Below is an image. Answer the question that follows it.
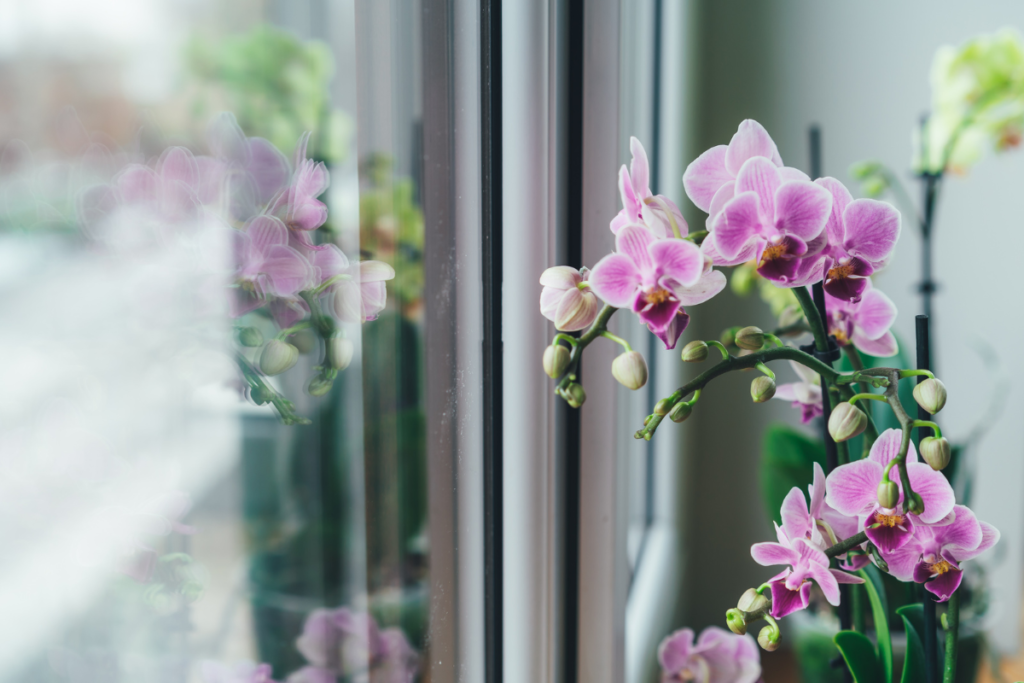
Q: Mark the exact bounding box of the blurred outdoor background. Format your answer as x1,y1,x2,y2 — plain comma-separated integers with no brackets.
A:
0,1,1023,682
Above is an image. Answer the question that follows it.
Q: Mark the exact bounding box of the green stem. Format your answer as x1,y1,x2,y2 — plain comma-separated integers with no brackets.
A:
763,333,784,348
555,304,618,391
793,286,829,352
848,393,889,405
553,333,579,348
825,530,868,559
235,353,311,426
943,588,960,683
754,362,775,380
912,420,942,439
600,330,632,353
277,320,313,340
770,320,811,338
683,230,709,245
900,369,936,380
707,340,730,360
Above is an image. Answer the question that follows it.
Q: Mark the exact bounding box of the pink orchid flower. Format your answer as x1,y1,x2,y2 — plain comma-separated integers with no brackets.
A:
705,156,833,285
539,266,600,332
589,226,724,348
207,113,291,220
231,216,316,317
825,429,956,554
294,607,419,683
883,504,1000,602
773,361,823,423
824,280,899,358
815,178,901,301
657,627,761,683
683,119,786,216
201,661,278,683
332,260,397,323
752,535,863,619
611,137,688,238
780,462,861,552
115,146,203,223
269,133,330,250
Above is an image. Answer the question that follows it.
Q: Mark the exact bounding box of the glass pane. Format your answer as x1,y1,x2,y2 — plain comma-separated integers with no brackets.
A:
0,3,430,682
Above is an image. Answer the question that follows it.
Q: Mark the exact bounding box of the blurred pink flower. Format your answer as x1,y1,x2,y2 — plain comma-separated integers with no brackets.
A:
657,626,761,683
773,361,823,423
611,137,688,238
231,216,315,317
824,280,899,358
269,133,330,249
292,607,419,683
201,661,278,683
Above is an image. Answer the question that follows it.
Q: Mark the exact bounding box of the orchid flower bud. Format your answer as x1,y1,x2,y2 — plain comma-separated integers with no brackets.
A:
735,326,765,351
260,340,299,376
751,376,776,403
757,623,781,652
328,336,355,371
737,588,769,615
611,351,648,390
828,402,868,442
669,401,692,423
725,609,747,636
308,375,334,397
681,340,709,362
653,398,673,416
237,327,263,347
289,328,318,355
543,345,571,379
720,327,740,347
908,491,925,516
877,480,899,509
563,383,586,408
249,386,271,405
920,436,951,471
913,378,947,414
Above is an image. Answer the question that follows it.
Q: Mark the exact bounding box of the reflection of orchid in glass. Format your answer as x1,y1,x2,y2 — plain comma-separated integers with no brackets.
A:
202,661,279,683
290,607,419,683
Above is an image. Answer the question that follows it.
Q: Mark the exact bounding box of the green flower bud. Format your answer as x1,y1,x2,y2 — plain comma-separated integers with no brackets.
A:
237,327,263,347
920,436,951,471
669,401,693,423
757,624,781,652
908,491,925,516
735,326,765,351
828,402,868,442
308,375,334,397
913,378,947,414
260,340,299,376
849,160,882,179
737,588,770,615
681,340,709,362
328,336,354,370
250,386,272,405
611,351,648,390
720,326,740,347
877,480,899,509
730,264,757,296
653,398,673,416
543,345,571,379
862,176,888,197
563,383,586,408
751,376,776,403
288,328,318,355
726,608,748,636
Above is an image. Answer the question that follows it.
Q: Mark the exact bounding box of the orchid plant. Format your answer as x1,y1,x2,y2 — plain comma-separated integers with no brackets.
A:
539,120,999,682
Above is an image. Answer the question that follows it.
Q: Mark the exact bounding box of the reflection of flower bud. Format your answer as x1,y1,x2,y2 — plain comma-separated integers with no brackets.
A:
681,340,708,362
543,345,571,378
757,624,780,652
920,436,951,471
828,402,868,442
328,336,354,370
751,376,776,403
913,378,947,414
654,398,673,416
669,401,692,423
260,340,299,375
737,588,769,615
720,327,740,347
563,383,586,408
308,375,334,397
237,327,263,347
735,326,765,351
611,351,648,390
877,480,899,509
289,328,317,355
250,386,272,405
726,608,747,636
778,306,804,331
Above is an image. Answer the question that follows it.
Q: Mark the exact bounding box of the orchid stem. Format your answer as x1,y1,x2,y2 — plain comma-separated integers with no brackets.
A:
600,331,633,353
277,321,313,340
943,588,960,683
763,333,784,348
824,531,868,559
848,393,888,405
553,333,579,348
754,362,775,380
912,420,942,439
900,369,936,380
707,340,731,360
555,305,618,392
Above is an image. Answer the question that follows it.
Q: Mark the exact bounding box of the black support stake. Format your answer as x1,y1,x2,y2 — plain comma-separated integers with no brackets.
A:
916,315,940,683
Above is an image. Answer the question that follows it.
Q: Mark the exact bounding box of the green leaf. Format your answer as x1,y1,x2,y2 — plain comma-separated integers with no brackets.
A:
897,604,928,683
858,565,893,683
896,603,942,681
834,630,884,683
760,423,827,524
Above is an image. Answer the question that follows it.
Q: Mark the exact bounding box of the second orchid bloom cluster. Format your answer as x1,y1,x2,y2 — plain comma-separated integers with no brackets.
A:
540,120,901,404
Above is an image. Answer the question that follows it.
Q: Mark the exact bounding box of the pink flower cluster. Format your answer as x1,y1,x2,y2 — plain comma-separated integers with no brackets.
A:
290,606,419,683
657,626,761,683
751,430,998,619
539,121,902,354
